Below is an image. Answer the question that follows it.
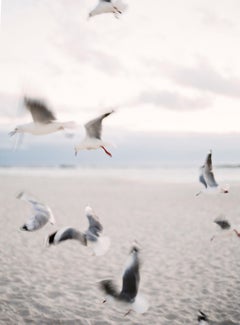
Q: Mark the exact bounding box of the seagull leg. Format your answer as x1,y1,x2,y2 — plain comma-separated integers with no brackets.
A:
233,229,240,237
124,310,132,317
100,146,112,157
113,6,122,14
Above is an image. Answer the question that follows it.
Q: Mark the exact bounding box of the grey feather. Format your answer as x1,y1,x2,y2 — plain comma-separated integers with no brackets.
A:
84,111,114,139
24,96,56,124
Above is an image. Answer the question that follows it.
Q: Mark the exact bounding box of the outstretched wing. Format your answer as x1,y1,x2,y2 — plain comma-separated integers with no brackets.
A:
84,111,114,139
47,227,87,246
203,151,218,188
214,217,231,230
99,279,119,298
85,206,103,238
24,96,56,123
17,191,55,224
199,166,207,188
120,246,140,302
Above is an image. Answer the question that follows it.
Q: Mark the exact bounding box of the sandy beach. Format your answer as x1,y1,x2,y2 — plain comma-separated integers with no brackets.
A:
1,169,240,325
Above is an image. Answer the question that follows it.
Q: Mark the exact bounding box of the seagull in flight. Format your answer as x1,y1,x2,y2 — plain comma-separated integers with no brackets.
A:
17,192,56,231
89,0,127,19
210,215,240,241
198,310,209,325
9,96,76,137
196,150,229,196
74,110,114,157
99,244,149,315
46,206,110,256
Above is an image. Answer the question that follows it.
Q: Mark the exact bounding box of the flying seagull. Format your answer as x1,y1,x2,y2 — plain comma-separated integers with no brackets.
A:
9,96,76,137
99,244,149,315
46,206,110,256
17,191,56,231
211,215,240,241
198,310,209,325
89,0,127,19
74,110,114,157
196,150,229,196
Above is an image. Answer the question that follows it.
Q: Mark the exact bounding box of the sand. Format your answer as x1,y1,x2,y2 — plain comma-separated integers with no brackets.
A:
0,169,240,325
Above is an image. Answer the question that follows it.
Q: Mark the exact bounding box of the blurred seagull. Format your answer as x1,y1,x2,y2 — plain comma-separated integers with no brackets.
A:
17,191,56,231
196,150,229,196
89,0,127,19
74,110,114,157
198,310,209,325
46,206,110,256
99,244,149,316
211,215,240,241
9,96,76,137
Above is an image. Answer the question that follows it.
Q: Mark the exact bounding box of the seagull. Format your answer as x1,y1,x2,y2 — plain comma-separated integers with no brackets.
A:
17,191,56,231
99,244,149,316
9,96,76,137
89,0,127,19
210,215,240,241
198,310,209,325
74,110,114,157
196,150,229,196
46,206,110,256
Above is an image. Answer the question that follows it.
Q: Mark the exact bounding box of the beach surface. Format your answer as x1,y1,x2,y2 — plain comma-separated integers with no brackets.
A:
1,168,240,325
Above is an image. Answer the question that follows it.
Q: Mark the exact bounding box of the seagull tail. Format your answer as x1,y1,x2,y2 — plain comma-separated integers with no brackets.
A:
92,236,111,256
132,294,149,314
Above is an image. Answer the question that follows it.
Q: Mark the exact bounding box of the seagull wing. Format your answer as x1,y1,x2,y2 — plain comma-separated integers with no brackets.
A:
120,247,140,302
85,207,103,237
17,192,56,224
203,151,218,187
99,280,119,298
24,96,56,124
48,227,87,245
84,111,114,139
214,217,231,230
199,166,207,188
21,213,49,231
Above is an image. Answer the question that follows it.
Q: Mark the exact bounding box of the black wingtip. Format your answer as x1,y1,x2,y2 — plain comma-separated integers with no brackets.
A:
20,224,29,231
99,280,119,298
198,310,209,321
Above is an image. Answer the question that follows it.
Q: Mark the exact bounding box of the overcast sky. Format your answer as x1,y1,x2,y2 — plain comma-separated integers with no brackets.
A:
1,1,240,165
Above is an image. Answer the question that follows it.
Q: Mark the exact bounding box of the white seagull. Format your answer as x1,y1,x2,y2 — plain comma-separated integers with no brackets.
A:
17,191,56,231
210,215,240,241
99,244,149,316
89,0,127,19
46,206,110,256
196,150,229,196
198,310,209,325
74,110,114,157
9,96,76,137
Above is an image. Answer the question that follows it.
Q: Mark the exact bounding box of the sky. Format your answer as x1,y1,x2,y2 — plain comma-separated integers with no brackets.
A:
1,0,240,166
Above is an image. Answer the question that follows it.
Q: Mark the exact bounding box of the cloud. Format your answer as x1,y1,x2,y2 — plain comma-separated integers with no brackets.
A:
132,89,212,111
160,59,240,99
